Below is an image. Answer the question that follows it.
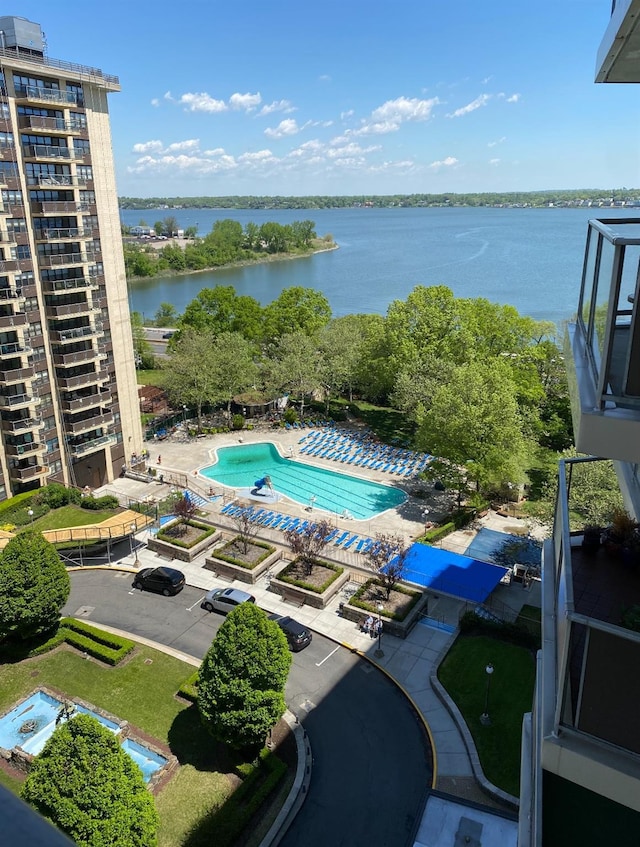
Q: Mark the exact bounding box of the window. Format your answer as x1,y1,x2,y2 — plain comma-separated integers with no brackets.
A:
15,271,34,286
43,415,56,432
49,459,62,474
69,112,87,129
45,436,59,453
0,132,14,148
23,297,39,312
2,190,23,205
6,219,27,233
74,139,90,155
65,83,84,107
76,165,93,182
11,245,31,260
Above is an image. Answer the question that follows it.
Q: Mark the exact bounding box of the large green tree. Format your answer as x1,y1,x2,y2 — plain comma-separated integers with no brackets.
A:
417,359,529,491
179,285,263,340
265,331,323,417
263,287,331,339
198,603,291,750
162,329,220,428
208,331,259,418
22,714,158,847
0,530,70,642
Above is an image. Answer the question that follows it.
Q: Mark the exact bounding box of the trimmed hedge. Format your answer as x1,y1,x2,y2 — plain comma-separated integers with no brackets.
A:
177,670,199,703
80,494,120,511
157,520,216,549
213,539,275,569
423,508,477,543
27,617,135,665
277,559,344,594
459,610,540,650
349,578,422,621
208,747,287,846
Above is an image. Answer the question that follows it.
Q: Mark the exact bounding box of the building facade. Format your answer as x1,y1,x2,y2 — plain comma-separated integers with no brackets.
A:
0,15,142,499
519,3,640,844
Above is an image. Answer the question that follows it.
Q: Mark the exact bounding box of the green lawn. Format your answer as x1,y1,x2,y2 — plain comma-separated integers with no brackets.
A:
30,504,118,531
0,645,238,847
137,368,168,387
437,634,535,797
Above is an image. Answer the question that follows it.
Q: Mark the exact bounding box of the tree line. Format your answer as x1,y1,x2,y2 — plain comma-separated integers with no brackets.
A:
137,283,573,499
119,188,640,211
123,217,329,278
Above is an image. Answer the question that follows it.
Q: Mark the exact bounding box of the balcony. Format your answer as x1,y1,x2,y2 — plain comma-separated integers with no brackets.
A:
43,277,98,294
0,365,34,384
56,368,109,390
5,440,42,457
36,227,94,242
28,174,89,189
64,410,113,435
540,457,640,812
0,287,22,300
0,341,30,358
565,218,640,464
68,433,115,458
23,145,73,161
1,416,43,434
61,388,110,413
18,115,88,136
37,252,87,269
8,463,48,481
0,393,40,410
53,348,104,367
0,311,27,328
14,85,80,106
30,201,93,215
49,323,103,343
46,301,96,319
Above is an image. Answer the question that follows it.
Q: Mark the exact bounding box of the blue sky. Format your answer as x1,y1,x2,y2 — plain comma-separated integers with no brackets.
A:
17,0,640,197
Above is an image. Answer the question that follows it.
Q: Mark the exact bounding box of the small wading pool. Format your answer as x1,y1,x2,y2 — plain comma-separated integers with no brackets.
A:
0,690,167,782
201,442,406,520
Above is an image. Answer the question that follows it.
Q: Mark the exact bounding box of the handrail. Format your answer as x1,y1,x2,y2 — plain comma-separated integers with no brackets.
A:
0,46,119,86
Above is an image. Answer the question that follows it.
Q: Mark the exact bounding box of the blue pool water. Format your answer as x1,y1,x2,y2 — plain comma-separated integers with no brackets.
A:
200,442,406,520
0,691,166,781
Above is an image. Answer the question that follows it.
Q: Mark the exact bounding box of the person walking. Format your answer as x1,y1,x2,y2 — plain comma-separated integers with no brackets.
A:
363,615,373,635
374,618,383,639
157,455,162,465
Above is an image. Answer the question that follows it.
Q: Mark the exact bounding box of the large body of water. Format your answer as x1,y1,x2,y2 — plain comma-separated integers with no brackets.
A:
121,206,640,327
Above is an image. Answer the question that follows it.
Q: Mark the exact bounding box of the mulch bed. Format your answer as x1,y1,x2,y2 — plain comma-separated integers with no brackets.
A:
357,582,419,620
162,523,208,545
219,540,267,567
279,560,336,591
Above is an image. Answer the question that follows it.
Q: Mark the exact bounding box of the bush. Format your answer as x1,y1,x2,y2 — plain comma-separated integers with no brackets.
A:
177,670,199,702
80,494,120,510
424,521,456,543
35,484,81,509
157,521,216,549
283,407,298,424
458,610,540,650
213,539,275,569
349,578,422,621
231,414,245,431
277,559,344,593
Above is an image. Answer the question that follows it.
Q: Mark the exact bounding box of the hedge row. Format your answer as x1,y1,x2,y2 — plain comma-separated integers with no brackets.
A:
209,748,287,846
459,610,541,650
423,508,477,544
212,540,275,569
277,559,344,594
29,617,135,665
177,670,199,703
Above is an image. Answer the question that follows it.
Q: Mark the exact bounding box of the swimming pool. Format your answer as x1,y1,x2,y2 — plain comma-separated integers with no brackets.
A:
200,442,406,520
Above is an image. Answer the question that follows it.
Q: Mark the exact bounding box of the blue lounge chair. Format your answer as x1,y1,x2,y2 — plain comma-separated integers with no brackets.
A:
343,534,359,550
355,537,367,553
221,502,236,515
360,538,373,554
334,530,349,546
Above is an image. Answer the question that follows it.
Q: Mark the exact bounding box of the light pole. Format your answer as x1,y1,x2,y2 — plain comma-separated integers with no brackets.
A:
28,508,34,523
375,603,384,658
480,663,494,726
130,522,139,567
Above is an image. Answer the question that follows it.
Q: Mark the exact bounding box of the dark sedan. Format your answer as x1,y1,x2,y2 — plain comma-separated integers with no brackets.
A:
269,613,313,651
132,566,185,596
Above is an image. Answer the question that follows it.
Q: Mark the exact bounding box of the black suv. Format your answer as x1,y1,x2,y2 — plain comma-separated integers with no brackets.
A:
269,614,313,652
132,567,185,596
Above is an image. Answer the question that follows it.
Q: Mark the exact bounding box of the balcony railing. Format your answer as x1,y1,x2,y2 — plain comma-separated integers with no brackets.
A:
0,393,39,409
0,287,22,300
8,463,48,481
65,411,113,435
18,115,88,135
0,45,118,87
46,301,96,319
1,416,43,433
43,277,98,293
5,440,42,457
30,201,92,215
23,144,73,160
56,368,108,390
14,85,80,105
53,349,104,367
37,228,92,241
68,433,115,457
37,252,89,268
0,312,27,328
49,323,103,343
0,341,30,358
28,174,89,188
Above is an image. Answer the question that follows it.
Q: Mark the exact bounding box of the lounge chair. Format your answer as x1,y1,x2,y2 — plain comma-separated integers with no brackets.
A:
343,534,359,550
355,537,368,553
334,530,349,546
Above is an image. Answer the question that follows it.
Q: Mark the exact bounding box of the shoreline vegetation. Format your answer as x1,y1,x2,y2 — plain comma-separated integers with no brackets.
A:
123,217,336,282
118,188,640,211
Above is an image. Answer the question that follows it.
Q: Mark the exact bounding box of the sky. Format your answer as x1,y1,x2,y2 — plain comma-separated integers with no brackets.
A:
14,0,640,197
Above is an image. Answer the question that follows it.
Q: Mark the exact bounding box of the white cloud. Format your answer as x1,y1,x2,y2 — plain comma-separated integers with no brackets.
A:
179,92,228,113
340,109,354,120
165,139,199,152
340,96,440,138
489,158,500,165
264,118,302,138
238,149,275,162
488,136,507,147
446,94,491,118
132,140,163,154
229,92,262,111
429,156,459,170
327,142,380,159
319,74,331,82
203,147,226,156
151,98,160,107
506,93,520,103
259,99,295,116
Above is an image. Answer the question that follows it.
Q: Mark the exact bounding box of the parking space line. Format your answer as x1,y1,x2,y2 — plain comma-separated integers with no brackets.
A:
315,645,340,667
186,596,206,612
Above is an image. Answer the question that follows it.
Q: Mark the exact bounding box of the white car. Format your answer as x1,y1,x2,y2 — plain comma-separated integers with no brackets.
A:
201,587,256,614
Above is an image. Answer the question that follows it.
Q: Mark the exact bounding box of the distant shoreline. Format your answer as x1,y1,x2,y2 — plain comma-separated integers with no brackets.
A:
127,241,339,285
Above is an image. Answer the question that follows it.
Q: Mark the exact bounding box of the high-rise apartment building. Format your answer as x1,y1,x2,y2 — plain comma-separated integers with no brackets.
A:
0,15,141,500
519,3,640,844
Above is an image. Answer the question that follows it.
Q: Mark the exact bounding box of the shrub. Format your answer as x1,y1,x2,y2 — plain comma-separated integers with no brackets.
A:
177,670,199,702
458,610,540,650
277,559,344,593
283,407,298,424
231,413,245,431
157,521,216,549
80,494,120,510
213,539,275,569
349,578,422,621
424,522,456,543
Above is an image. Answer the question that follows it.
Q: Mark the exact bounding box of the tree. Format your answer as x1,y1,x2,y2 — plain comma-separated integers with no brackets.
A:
130,311,154,369
154,302,179,326
198,603,291,750
162,329,220,429
232,507,261,554
284,520,334,576
263,287,331,339
21,714,158,847
363,533,410,600
318,316,369,407
163,215,179,236
265,331,323,418
416,359,529,492
173,494,197,535
209,332,259,419
179,285,263,340
0,530,70,642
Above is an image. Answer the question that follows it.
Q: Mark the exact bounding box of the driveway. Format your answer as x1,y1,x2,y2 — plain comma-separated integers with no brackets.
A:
64,570,432,846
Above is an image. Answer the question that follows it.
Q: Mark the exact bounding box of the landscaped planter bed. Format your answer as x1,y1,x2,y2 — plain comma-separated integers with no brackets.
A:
269,558,348,609
341,578,427,639
147,520,221,562
204,538,281,584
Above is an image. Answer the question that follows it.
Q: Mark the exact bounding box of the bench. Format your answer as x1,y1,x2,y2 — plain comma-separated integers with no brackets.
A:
279,587,305,607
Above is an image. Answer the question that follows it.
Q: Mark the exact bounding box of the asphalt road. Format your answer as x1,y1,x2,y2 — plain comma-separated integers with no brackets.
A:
64,571,432,847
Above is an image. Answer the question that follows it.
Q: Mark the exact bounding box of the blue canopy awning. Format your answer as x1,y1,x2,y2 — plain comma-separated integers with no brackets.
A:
402,542,508,604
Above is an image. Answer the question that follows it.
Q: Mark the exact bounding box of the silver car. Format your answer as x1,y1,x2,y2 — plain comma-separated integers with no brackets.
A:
201,587,256,614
